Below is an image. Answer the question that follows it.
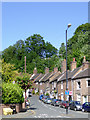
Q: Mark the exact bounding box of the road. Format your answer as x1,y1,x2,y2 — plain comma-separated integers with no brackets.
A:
2,95,90,119
29,95,89,118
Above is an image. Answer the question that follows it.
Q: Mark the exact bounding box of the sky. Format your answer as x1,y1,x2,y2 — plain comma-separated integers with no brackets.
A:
2,2,88,51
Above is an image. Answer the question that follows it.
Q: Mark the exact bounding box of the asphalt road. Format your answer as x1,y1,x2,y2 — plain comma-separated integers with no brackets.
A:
29,95,89,118
2,95,90,119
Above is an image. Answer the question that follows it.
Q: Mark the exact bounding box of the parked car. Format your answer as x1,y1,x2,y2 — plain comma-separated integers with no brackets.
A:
59,101,69,108
45,98,52,104
42,95,49,102
51,99,57,105
69,101,82,111
39,94,44,100
82,102,90,112
51,99,61,106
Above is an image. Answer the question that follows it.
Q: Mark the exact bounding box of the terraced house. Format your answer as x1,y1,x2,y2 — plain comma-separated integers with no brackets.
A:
31,56,90,104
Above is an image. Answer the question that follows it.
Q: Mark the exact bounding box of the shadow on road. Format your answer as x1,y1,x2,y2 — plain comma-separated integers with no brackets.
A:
29,107,37,110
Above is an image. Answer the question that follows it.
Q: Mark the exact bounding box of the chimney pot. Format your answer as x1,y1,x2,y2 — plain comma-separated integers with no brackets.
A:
45,67,49,74
33,67,37,74
71,58,77,71
54,67,58,73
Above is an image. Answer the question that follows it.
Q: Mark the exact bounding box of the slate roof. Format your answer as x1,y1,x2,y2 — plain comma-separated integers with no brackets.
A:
31,73,40,80
72,68,90,79
34,74,44,82
68,67,81,79
41,72,54,82
49,71,61,83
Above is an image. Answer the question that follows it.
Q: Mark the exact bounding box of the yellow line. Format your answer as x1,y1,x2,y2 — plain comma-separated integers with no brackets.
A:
30,110,36,115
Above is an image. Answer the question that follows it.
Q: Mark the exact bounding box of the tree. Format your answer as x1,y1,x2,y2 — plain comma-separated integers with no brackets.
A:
1,59,19,83
2,82,24,104
16,73,32,99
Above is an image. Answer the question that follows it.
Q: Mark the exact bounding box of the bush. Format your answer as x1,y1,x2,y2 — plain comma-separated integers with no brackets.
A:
36,92,39,95
46,93,49,96
2,82,24,104
32,89,35,95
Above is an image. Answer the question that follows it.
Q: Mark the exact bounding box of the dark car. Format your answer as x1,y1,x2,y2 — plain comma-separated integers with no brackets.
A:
51,99,61,106
39,94,44,100
59,101,69,108
69,101,82,111
82,102,90,112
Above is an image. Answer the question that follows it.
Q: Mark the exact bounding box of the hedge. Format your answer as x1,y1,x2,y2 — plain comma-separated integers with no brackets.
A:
2,82,24,104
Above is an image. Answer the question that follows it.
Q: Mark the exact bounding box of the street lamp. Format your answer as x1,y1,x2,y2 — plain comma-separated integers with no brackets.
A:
66,23,71,114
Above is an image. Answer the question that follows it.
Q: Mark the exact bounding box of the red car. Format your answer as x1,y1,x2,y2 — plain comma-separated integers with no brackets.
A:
59,101,69,108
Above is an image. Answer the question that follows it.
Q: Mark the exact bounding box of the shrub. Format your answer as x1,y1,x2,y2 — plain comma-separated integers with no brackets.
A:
2,82,24,104
36,92,39,95
32,89,35,94
46,93,49,96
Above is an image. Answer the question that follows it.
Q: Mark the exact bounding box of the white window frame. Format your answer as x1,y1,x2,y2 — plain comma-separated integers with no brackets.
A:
40,82,42,85
36,82,38,85
61,81,63,89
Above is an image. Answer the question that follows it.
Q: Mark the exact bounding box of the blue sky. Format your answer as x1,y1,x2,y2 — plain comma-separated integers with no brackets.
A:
2,2,88,51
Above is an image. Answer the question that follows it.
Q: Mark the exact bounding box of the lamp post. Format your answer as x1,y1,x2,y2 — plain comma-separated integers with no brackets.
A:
66,23,71,114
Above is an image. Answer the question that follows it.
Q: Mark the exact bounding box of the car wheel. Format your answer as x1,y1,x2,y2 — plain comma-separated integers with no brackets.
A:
82,108,85,112
74,108,77,111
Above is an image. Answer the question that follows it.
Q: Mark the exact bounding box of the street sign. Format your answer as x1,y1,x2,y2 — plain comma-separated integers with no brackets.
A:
65,90,69,95
69,91,72,95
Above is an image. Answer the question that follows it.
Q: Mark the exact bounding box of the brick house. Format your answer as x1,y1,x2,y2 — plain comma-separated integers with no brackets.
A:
49,70,61,98
72,57,90,104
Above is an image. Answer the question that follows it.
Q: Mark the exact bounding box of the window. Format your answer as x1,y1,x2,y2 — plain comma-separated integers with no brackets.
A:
54,82,56,88
77,94,81,101
86,80,90,87
40,82,42,85
61,93,63,100
77,81,81,89
36,82,38,85
61,81,63,89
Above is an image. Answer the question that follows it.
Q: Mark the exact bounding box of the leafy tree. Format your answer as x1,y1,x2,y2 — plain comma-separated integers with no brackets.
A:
1,59,19,83
16,73,32,99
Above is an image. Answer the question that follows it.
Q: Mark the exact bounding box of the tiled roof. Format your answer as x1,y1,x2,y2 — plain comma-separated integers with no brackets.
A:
49,71,61,83
41,72,54,82
72,68,90,79
34,74,44,82
31,73,40,80
68,67,81,79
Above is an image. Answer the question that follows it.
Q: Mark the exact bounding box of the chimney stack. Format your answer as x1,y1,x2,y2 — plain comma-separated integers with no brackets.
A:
45,67,49,74
33,67,37,74
61,59,66,73
54,67,58,73
70,58,77,71
82,56,90,70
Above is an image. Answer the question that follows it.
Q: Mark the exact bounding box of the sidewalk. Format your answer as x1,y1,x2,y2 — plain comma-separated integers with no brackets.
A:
1,108,34,118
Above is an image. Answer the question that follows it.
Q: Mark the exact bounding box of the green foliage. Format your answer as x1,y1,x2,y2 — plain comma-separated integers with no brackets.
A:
1,59,18,83
36,92,39,95
59,23,90,69
32,89,35,94
2,34,58,73
46,93,49,96
16,73,32,90
2,82,24,104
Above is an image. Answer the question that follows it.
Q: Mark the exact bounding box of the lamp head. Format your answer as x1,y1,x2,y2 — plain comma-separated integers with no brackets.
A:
68,24,71,28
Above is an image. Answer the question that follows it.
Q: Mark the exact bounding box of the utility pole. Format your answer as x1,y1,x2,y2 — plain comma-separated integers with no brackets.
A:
25,56,26,73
